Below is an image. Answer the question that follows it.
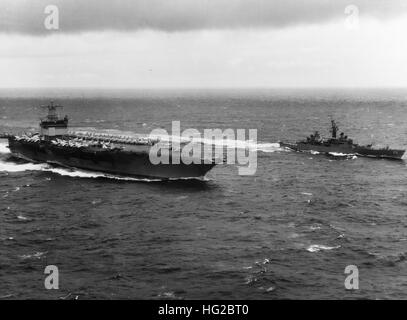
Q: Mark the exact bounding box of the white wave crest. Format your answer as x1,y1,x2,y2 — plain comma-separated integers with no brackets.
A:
19,251,47,260
328,152,354,157
306,244,341,253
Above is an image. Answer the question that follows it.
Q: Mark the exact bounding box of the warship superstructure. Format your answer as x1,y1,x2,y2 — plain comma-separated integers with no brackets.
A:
2,103,218,179
280,120,405,160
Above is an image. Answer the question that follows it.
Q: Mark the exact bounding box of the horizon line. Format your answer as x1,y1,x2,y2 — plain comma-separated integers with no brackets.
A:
1,86,407,90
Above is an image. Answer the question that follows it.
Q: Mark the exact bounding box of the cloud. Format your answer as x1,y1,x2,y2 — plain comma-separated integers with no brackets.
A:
1,0,406,35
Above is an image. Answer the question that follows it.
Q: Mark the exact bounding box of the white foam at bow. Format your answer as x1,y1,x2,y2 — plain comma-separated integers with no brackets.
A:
0,142,10,154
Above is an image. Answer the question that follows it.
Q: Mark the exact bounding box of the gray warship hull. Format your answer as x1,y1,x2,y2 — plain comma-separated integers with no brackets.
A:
7,137,217,179
280,142,405,160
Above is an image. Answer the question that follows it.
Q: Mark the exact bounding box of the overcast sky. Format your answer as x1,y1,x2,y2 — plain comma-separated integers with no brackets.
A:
1,0,407,88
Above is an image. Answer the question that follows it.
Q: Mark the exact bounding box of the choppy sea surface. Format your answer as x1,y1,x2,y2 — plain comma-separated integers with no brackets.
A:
1,88,407,300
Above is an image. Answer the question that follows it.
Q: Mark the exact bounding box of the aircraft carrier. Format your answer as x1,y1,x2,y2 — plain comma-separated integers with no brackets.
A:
1,103,219,179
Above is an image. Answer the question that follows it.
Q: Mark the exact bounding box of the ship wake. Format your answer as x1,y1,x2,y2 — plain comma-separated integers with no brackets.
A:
152,134,284,153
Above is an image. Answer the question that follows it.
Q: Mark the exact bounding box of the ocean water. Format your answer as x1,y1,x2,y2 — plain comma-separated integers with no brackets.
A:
1,88,407,299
